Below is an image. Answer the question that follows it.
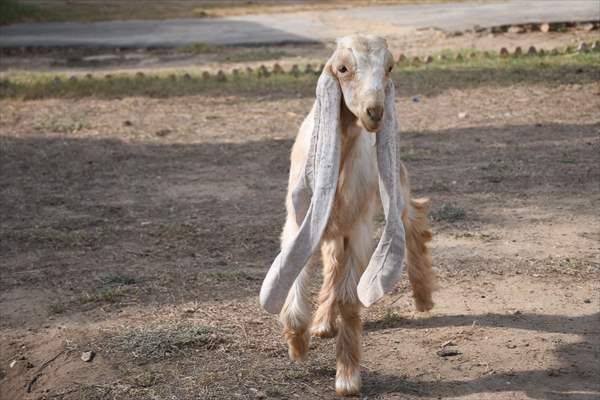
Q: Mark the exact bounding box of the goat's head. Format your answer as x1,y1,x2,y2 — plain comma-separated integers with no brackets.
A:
327,35,394,132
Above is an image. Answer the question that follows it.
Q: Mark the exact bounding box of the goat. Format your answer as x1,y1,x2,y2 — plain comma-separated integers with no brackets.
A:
260,34,436,396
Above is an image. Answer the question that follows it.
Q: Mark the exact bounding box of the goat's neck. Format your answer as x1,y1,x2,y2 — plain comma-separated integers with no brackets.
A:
339,101,362,170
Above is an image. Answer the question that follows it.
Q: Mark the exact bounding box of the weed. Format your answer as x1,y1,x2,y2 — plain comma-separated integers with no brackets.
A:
48,302,65,315
177,43,220,54
432,203,466,222
380,308,403,327
203,270,259,282
100,274,137,286
113,322,221,360
4,227,96,248
79,287,131,304
429,180,450,192
132,370,159,388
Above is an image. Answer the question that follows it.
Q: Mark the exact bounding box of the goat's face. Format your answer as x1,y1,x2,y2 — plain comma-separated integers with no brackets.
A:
329,35,394,133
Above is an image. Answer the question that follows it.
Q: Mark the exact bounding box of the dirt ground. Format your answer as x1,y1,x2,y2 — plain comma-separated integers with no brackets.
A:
1,33,600,400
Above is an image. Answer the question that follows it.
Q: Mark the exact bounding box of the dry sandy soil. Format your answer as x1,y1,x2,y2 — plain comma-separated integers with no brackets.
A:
1,41,600,400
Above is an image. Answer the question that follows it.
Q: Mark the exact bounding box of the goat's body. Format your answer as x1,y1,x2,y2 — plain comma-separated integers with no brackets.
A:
279,102,435,395
270,34,436,396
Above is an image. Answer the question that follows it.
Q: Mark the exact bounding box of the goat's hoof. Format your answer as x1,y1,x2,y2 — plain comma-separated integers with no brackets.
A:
284,329,309,362
335,367,361,397
311,322,338,338
414,297,434,312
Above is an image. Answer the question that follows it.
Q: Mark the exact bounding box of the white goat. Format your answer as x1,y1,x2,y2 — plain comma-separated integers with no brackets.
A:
260,34,435,396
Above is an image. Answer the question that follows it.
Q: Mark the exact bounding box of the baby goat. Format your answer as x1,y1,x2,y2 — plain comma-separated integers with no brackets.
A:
260,34,435,396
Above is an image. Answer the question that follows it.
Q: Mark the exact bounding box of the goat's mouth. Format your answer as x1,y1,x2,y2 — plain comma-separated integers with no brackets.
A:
360,117,382,133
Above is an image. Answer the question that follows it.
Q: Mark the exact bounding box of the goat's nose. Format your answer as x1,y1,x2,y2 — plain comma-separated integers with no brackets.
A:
366,105,384,122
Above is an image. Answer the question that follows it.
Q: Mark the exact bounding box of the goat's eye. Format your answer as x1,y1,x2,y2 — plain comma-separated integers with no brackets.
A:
338,65,348,74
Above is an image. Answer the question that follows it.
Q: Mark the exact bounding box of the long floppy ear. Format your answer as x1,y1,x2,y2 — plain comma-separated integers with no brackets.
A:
357,81,407,307
259,63,342,314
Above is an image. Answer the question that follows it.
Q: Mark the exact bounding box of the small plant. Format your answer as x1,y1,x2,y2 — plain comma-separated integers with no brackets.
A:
48,302,65,315
432,203,466,222
101,274,137,286
380,308,403,327
203,270,259,282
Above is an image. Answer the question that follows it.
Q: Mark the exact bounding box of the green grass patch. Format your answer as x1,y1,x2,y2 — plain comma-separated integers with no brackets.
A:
1,50,598,100
0,0,42,25
432,203,466,222
113,322,221,360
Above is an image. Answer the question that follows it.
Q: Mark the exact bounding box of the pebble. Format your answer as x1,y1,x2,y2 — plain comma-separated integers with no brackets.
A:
81,350,95,362
540,23,551,33
508,25,525,34
437,348,461,357
458,112,467,119
583,299,591,304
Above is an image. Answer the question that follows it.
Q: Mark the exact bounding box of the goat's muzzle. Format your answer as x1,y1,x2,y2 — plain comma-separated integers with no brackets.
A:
361,103,384,132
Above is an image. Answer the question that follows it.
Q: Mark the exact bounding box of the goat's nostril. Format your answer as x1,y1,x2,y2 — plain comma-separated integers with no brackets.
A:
366,105,383,122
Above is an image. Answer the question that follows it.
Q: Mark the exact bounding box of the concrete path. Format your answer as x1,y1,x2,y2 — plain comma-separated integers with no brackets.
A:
0,0,597,48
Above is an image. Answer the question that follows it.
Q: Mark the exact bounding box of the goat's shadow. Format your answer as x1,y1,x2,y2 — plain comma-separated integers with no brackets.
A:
357,311,600,399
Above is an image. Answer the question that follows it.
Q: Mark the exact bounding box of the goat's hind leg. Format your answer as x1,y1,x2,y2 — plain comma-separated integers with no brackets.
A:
279,219,314,362
311,237,343,338
399,163,436,312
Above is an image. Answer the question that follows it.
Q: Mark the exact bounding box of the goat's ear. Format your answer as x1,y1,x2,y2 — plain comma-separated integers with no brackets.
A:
260,60,342,314
357,80,407,308
291,61,341,224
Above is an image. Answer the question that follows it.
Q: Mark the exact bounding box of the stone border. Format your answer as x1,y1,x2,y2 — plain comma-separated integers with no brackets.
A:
41,41,599,83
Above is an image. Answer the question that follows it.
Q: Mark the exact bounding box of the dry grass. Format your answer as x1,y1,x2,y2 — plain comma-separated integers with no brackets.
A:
112,322,222,360
432,203,466,222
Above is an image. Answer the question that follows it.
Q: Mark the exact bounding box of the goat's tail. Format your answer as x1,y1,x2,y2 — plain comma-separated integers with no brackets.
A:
404,198,436,312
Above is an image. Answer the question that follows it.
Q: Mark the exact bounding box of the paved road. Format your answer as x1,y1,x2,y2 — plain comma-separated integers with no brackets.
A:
0,0,598,48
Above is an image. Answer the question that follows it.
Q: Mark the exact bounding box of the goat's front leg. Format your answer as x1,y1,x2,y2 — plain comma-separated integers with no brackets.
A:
311,237,343,338
316,222,371,395
335,221,371,396
279,219,315,362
